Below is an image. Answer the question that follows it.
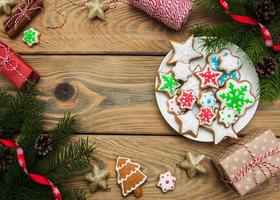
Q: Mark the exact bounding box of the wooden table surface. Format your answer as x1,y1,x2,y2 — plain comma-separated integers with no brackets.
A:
0,1,280,199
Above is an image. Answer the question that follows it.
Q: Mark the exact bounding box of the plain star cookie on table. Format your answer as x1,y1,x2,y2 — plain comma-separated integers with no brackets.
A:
157,171,176,193
167,35,202,65
85,0,109,22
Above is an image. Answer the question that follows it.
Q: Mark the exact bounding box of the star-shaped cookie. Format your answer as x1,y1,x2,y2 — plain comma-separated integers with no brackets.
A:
206,120,238,144
23,28,40,47
195,64,222,89
179,152,207,178
176,111,199,137
168,35,202,65
0,0,15,16
85,0,109,21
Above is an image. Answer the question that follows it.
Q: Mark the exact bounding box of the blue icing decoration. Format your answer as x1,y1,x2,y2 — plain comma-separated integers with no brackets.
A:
219,71,240,86
211,57,219,70
207,99,211,104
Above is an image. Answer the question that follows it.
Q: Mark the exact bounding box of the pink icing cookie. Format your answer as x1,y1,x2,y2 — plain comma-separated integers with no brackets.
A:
195,64,222,89
157,171,176,193
196,107,216,126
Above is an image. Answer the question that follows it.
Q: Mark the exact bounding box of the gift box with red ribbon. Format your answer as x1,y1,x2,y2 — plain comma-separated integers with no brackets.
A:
0,41,40,88
213,130,280,196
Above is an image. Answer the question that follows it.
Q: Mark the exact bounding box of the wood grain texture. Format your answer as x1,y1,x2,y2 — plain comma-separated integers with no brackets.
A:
0,2,223,54
68,135,280,200
0,55,279,135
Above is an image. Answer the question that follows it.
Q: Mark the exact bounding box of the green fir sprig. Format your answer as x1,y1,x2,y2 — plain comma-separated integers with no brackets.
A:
0,84,96,200
191,0,280,102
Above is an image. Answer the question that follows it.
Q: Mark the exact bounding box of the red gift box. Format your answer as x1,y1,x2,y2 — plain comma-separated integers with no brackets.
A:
0,41,40,88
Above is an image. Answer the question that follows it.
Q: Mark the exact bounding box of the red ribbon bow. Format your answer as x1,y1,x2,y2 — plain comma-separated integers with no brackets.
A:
4,0,43,30
219,0,280,52
227,145,280,189
0,139,62,200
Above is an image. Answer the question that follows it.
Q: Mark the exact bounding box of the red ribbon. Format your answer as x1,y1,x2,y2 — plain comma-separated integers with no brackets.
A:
0,139,62,200
220,0,280,52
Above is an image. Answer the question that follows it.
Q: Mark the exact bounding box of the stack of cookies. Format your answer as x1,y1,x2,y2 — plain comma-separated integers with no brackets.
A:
156,35,256,144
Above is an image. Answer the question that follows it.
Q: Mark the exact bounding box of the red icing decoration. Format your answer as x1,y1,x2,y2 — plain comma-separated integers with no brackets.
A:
197,107,215,126
177,90,196,109
196,64,222,88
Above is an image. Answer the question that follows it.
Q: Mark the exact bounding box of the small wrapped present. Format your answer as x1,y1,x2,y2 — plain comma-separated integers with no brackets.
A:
0,41,40,88
213,130,280,196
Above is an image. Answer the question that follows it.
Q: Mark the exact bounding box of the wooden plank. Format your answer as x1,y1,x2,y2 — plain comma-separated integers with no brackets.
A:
67,135,280,200
0,2,223,54
1,55,280,135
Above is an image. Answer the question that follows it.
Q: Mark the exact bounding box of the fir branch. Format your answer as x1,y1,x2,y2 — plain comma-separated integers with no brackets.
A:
0,84,39,138
61,186,87,200
36,138,96,184
259,58,280,103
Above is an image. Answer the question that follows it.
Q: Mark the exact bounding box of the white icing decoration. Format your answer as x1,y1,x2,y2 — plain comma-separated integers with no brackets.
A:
218,107,238,127
181,66,201,98
171,62,192,81
177,111,199,136
157,171,176,193
168,35,202,64
205,120,238,144
167,95,183,115
218,49,242,73
199,90,218,109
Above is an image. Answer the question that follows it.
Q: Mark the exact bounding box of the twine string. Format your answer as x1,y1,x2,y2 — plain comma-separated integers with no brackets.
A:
224,144,280,190
4,0,43,30
0,44,30,84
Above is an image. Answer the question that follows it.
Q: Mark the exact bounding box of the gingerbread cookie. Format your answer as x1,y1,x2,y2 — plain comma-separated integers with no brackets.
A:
207,120,238,144
157,171,176,193
198,90,218,110
196,107,216,126
167,35,202,65
181,65,201,98
171,62,192,82
168,95,183,115
208,50,241,86
217,49,242,73
177,89,196,110
195,64,222,89
218,107,238,128
176,111,199,137
23,28,40,47
216,79,255,117
115,157,147,198
156,71,181,97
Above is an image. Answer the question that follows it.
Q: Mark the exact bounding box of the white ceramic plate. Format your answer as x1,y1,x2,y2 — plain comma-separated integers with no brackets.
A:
155,37,259,142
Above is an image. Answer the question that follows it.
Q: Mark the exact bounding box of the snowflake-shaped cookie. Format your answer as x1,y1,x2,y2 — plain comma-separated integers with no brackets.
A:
196,107,216,126
195,64,222,89
23,28,40,47
198,90,218,109
218,107,238,127
157,171,176,193
168,35,202,65
157,72,181,97
208,55,241,86
216,79,255,116
177,89,196,110
168,95,183,115
171,62,192,82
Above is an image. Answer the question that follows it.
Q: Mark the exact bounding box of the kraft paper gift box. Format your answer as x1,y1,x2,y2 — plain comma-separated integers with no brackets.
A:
212,130,280,196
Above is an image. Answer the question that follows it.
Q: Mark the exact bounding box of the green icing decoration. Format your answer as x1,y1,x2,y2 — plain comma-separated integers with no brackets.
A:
23,28,38,46
218,82,254,115
158,73,180,96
